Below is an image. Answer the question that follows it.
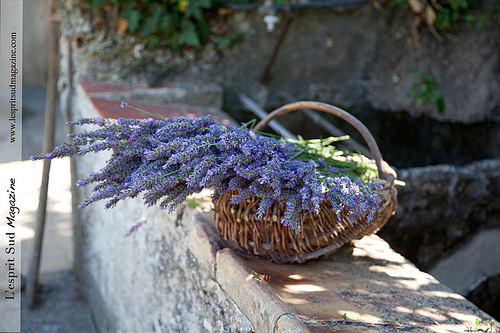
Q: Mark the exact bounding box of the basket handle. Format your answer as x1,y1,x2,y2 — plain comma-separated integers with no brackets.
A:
253,101,396,183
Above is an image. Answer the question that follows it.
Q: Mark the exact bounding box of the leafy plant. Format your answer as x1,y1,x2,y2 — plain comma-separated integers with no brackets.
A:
407,71,445,113
466,2,500,28
85,0,214,49
215,32,243,51
397,0,499,33
466,318,497,332
434,0,477,29
476,318,483,331
486,320,496,332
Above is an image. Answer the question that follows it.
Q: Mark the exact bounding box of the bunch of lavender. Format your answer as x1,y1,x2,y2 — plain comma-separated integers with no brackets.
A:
32,113,381,233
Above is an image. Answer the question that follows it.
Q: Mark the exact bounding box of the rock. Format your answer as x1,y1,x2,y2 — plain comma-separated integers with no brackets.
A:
378,159,500,270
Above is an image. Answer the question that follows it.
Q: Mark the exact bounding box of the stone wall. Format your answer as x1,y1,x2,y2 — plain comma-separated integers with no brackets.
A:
54,0,500,169
72,198,254,332
69,90,254,332
378,160,500,319
380,159,500,271
55,0,499,124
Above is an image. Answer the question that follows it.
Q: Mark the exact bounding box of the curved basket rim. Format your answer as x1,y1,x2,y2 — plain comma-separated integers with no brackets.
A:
253,101,397,183
214,101,398,263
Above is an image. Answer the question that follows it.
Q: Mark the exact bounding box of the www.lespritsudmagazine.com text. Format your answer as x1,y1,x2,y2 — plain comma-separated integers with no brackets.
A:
8,31,19,144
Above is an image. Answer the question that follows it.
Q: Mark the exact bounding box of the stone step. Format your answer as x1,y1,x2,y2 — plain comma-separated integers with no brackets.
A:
77,79,236,126
80,79,224,110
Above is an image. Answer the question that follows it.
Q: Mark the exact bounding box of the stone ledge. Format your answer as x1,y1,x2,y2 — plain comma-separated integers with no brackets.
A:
379,158,500,271
76,79,234,125
189,210,494,332
70,78,497,333
80,79,224,109
216,248,310,333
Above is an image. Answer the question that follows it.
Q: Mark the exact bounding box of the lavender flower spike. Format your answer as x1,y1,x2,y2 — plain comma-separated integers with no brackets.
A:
125,218,146,237
31,114,381,233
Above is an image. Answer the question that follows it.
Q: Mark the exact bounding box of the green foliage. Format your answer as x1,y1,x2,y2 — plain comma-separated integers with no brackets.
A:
396,0,500,31
468,2,500,27
185,198,202,208
341,313,348,324
407,72,445,113
486,320,497,332
433,0,477,29
215,32,243,51
466,318,496,332
476,318,484,331
491,3,500,26
85,0,219,50
286,136,379,182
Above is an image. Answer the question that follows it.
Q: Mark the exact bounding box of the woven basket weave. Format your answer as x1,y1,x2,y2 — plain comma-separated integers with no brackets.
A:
213,102,397,263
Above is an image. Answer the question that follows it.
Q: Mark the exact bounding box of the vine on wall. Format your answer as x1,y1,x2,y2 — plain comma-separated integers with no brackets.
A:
83,0,499,50
84,0,241,50
396,0,500,32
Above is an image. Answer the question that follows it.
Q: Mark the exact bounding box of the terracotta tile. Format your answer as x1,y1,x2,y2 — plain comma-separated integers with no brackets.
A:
80,80,140,94
88,97,185,119
81,80,183,95
87,97,239,126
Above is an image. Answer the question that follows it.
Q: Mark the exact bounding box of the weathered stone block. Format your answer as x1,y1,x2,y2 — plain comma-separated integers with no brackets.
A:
379,159,500,270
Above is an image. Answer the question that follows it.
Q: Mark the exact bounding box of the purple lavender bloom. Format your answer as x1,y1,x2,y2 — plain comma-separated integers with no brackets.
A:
120,101,128,109
124,218,146,237
31,115,381,233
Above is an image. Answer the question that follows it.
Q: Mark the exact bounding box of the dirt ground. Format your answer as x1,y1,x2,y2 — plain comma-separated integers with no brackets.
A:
15,87,97,332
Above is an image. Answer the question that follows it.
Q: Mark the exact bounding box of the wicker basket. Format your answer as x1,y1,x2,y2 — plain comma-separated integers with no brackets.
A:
213,102,397,263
